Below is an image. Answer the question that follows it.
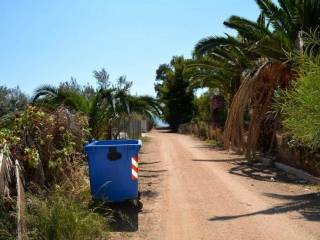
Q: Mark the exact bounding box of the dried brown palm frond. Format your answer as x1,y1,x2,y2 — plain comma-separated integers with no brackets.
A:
0,145,14,199
224,62,292,160
223,62,269,152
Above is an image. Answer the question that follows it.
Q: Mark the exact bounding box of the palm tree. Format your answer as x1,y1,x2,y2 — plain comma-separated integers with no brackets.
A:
33,70,161,139
225,0,320,158
127,95,162,121
189,34,259,104
191,0,320,159
155,56,195,131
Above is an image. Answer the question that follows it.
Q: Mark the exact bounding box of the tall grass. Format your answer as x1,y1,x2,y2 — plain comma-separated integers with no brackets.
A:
27,193,110,240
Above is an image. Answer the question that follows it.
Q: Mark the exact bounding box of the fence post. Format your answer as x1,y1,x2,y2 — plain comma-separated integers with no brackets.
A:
0,151,4,198
15,160,28,240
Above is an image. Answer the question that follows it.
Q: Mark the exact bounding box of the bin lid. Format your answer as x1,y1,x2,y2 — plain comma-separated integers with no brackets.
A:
84,139,142,149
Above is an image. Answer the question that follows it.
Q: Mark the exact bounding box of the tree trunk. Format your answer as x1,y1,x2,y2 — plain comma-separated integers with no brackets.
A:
106,125,112,140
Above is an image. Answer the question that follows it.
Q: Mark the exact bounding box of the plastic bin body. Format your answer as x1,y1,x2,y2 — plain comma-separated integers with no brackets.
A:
84,140,141,202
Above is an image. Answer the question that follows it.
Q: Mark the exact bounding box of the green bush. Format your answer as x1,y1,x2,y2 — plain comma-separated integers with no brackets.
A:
155,56,195,131
27,195,109,240
193,92,227,127
193,92,211,123
277,54,320,150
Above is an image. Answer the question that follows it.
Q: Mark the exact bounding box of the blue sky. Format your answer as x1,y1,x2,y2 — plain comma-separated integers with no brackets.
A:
0,1,259,96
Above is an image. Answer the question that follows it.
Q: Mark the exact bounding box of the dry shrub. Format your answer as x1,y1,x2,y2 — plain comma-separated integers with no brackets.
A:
1,106,111,239
209,126,223,142
0,106,90,193
178,122,224,145
224,62,292,160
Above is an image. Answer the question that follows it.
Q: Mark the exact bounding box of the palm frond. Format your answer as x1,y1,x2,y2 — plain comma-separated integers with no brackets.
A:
32,85,58,102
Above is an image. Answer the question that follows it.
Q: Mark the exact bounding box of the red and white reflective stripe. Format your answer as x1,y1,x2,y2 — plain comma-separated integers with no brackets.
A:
131,156,139,180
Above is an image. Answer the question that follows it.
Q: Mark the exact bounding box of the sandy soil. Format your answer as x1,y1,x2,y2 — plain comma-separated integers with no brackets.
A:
110,130,320,240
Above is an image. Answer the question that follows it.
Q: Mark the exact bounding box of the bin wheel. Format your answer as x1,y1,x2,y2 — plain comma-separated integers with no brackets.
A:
133,199,143,211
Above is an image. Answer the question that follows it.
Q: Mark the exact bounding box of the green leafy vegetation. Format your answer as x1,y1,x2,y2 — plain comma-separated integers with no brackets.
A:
193,91,226,127
278,53,320,150
193,92,211,123
155,56,194,131
2,0,320,237
0,68,160,238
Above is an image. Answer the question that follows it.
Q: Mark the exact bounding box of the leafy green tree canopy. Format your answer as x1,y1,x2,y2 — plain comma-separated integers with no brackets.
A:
155,56,194,131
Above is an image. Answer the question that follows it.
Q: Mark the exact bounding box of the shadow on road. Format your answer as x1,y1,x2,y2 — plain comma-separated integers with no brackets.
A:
139,161,161,166
139,174,160,178
192,144,225,151
102,163,166,233
193,158,309,184
209,192,320,222
228,161,309,184
192,158,245,163
140,169,168,173
140,189,159,199
155,128,175,133
109,202,139,232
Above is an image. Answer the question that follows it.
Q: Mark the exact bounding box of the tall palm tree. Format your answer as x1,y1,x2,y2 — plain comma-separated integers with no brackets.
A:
191,0,320,159
155,56,195,131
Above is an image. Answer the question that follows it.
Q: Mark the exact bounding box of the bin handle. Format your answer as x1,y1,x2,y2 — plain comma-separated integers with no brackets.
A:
107,147,122,161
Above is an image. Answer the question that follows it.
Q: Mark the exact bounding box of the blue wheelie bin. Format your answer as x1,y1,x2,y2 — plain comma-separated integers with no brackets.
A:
84,139,142,203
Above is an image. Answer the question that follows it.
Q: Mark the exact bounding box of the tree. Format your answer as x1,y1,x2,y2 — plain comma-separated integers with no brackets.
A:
190,34,259,105
0,86,29,117
190,0,320,159
223,0,320,158
155,56,194,131
33,69,161,139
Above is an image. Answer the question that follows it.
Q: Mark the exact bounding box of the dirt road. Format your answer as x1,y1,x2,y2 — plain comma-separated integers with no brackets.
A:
111,130,320,240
